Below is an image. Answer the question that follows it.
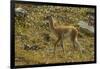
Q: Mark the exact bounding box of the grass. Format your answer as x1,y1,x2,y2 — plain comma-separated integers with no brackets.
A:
15,28,94,66
15,3,95,66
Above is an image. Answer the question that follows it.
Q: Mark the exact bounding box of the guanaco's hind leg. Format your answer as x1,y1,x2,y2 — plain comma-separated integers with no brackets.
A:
70,29,83,53
70,30,77,49
75,38,84,53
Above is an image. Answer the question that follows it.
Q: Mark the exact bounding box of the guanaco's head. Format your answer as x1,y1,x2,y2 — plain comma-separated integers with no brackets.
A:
43,15,51,28
44,15,52,21
44,15,53,24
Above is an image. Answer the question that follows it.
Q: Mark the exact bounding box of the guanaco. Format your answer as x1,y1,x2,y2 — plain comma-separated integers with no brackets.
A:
45,15,82,55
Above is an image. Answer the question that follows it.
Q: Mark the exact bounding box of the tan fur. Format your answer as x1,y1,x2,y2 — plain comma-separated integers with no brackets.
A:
45,16,81,56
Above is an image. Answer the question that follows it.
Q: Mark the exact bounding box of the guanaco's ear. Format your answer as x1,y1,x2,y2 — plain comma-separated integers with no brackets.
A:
46,14,53,17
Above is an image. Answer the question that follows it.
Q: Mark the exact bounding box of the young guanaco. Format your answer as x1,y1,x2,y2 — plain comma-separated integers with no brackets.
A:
45,15,82,56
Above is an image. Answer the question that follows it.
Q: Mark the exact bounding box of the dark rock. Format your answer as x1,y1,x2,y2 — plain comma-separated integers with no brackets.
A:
23,44,30,51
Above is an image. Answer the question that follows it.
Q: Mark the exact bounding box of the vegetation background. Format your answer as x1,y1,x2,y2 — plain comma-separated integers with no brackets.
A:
15,3,95,66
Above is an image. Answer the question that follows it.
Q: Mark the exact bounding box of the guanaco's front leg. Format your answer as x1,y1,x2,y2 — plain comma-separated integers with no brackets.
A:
60,34,65,55
54,36,61,56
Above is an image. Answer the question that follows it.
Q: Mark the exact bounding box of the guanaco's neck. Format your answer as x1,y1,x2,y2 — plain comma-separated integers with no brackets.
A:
48,17,55,31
